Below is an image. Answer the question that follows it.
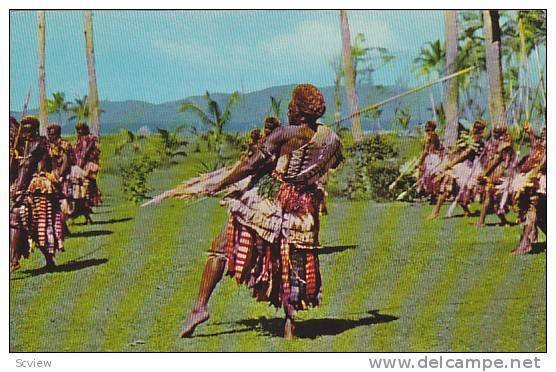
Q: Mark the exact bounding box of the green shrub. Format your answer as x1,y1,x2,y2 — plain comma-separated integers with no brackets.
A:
119,155,160,204
328,134,416,201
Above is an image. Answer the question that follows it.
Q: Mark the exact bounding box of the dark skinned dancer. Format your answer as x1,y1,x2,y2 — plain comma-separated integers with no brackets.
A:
180,84,342,339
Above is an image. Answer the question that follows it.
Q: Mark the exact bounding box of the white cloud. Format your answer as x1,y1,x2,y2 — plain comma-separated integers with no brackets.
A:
263,13,399,65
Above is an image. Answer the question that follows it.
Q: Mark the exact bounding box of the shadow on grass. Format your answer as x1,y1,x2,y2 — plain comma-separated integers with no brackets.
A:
318,245,358,255
529,241,547,255
12,258,108,280
194,310,398,339
73,217,131,226
92,217,133,225
69,230,113,238
485,221,519,227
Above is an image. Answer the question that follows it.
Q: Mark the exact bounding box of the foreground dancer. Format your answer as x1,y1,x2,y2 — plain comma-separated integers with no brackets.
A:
10,116,64,272
179,84,342,339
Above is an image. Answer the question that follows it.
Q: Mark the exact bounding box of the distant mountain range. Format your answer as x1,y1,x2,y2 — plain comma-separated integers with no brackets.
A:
10,82,446,135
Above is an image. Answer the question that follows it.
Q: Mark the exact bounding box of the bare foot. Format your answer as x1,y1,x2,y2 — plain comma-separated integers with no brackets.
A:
180,307,209,338
10,262,21,273
44,260,56,272
427,213,439,221
284,318,296,340
511,248,531,256
474,222,485,227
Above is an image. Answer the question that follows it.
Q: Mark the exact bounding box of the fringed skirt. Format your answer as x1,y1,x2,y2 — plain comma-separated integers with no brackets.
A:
224,217,321,312
27,173,65,254
223,180,323,313
417,153,443,196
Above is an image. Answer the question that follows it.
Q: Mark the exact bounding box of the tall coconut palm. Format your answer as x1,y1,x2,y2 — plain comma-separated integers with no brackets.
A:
413,39,445,123
483,10,506,128
37,11,48,135
329,56,343,127
339,10,363,142
179,91,239,168
84,11,100,136
444,10,459,147
46,91,68,126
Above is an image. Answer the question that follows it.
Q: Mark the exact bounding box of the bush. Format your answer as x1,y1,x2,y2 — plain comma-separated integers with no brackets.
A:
328,134,415,201
119,155,160,204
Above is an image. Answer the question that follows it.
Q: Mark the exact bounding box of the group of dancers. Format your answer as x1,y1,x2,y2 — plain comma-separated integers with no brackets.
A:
9,116,101,272
9,85,547,340
416,119,546,255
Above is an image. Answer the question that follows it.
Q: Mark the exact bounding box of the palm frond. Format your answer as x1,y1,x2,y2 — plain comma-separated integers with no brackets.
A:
179,101,214,127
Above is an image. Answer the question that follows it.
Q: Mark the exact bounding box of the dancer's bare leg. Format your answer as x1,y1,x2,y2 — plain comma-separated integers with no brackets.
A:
180,228,227,338
460,203,471,218
10,227,23,273
497,212,508,226
284,306,296,340
38,247,56,269
428,191,447,220
476,192,491,227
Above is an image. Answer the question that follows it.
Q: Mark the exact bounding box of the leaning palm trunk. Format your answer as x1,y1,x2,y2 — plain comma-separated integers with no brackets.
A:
84,11,100,136
37,11,48,135
443,10,459,147
483,10,506,127
339,10,363,142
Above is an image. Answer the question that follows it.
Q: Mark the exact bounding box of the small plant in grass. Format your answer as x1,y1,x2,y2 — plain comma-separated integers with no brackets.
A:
119,155,160,204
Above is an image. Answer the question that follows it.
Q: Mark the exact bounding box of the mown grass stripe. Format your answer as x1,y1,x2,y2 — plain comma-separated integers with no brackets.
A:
473,232,535,350
330,203,401,351
9,196,120,352
495,253,546,351
367,204,443,351
388,211,459,351
447,218,522,351
98,200,202,350
406,211,480,351
60,169,187,350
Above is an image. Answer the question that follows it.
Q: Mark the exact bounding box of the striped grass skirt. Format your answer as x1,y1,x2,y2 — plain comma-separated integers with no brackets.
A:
224,216,321,313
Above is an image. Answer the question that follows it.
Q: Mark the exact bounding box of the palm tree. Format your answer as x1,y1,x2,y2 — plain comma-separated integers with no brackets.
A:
413,39,445,123
68,95,90,123
483,10,506,128
458,11,487,120
329,57,343,126
179,91,239,168
501,10,546,124
37,11,48,135
444,10,459,147
84,11,100,136
46,92,68,126
339,10,363,142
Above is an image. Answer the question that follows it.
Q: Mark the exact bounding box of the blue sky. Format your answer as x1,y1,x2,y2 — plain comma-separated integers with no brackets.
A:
10,10,445,108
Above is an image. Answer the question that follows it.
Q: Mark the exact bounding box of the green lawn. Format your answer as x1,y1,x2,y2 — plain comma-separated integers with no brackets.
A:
9,136,546,352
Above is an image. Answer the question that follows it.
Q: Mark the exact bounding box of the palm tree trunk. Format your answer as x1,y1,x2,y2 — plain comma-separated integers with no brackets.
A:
84,11,100,137
429,88,438,123
37,11,48,135
443,10,459,148
483,10,506,128
339,10,363,142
